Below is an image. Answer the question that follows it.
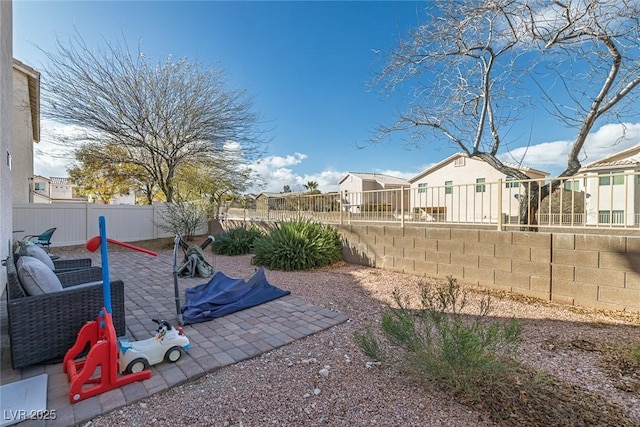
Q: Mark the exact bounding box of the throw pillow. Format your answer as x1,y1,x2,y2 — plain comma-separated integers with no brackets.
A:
23,244,55,270
16,256,63,295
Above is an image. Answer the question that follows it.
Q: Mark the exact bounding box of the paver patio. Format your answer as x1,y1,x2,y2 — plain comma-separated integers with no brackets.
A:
0,247,348,426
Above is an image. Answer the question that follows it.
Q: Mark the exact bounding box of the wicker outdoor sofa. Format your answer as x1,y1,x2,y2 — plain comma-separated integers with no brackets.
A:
4,250,126,369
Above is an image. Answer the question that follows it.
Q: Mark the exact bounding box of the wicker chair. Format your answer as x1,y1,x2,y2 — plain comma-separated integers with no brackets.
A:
13,239,93,273
51,257,93,272
4,251,126,369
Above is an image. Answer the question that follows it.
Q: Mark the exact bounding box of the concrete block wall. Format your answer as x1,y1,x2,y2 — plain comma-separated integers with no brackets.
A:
336,225,639,312
551,234,640,312
214,220,639,312
335,225,553,302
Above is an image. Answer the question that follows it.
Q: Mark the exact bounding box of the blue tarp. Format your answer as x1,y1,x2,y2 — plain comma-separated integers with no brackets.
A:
181,267,290,324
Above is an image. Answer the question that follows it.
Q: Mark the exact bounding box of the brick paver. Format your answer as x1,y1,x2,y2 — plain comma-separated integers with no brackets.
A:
1,250,348,426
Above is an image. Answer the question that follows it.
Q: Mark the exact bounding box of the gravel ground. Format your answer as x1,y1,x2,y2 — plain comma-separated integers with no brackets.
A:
86,253,640,427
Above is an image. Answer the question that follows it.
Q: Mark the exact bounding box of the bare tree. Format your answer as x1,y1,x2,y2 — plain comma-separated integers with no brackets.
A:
41,32,265,202
374,0,640,227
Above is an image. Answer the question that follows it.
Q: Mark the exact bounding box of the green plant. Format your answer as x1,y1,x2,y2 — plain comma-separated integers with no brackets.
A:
353,327,387,363
355,276,522,396
251,220,343,270
625,341,640,365
212,227,264,255
603,339,640,391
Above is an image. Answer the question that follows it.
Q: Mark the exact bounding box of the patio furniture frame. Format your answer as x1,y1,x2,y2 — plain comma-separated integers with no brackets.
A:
4,251,126,369
22,227,56,253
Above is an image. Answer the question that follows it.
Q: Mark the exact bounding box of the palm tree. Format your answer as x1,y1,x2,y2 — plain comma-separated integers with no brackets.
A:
303,181,319,192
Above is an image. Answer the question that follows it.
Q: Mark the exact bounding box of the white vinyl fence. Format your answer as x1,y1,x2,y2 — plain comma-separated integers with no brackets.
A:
12,203,208,247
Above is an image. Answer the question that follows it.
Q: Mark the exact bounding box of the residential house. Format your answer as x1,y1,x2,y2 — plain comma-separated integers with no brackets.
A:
408,153,548,223
1,1,13,293
32,176,86,203
578,144,640,226
11,58,40,204
338,172,409,214
255,191,306,211
32,175,137,204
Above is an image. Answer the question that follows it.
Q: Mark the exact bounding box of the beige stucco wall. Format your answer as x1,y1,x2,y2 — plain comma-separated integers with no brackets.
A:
1,0,13,295
50,181,73,199
339,175,364,213
12,67,34,203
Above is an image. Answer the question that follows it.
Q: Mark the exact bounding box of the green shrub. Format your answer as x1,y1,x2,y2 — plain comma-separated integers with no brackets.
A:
212,227,264,255
251,220,343,270
355,276,522,396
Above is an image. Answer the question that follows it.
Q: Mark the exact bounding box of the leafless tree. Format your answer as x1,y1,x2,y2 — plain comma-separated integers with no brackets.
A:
41,32,265,203
374,0,640,227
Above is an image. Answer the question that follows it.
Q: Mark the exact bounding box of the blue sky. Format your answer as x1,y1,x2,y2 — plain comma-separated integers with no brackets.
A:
13,1,640,193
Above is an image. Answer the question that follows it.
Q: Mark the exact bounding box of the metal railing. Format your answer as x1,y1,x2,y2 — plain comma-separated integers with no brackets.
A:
224,171,640,231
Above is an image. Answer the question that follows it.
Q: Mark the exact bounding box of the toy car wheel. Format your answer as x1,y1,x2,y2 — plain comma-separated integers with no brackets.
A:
125,358,149,374
165,346,182,363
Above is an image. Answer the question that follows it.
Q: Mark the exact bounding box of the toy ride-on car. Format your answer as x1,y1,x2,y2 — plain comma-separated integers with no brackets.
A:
118,319,190,374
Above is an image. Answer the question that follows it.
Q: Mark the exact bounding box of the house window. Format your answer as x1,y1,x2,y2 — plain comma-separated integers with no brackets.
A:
475,178,486,193
505,176,519,188
445,180,453,195
34,183,45,191
417,183,427,194
599,210,624,224
563,179,579,191
454,157,465,167
598,172,624,186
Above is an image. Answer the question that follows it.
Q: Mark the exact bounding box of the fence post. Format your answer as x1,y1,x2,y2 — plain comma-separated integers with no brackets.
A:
339,196,343,225
400,187,405,228
85,202,91,243
497,179,503,231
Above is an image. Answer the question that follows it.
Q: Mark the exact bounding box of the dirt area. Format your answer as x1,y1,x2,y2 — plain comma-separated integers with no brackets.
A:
66,236,640,426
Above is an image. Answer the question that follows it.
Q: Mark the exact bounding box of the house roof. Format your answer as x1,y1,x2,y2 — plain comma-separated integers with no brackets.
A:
579,144,640,171
12,58,40,143
338,172,409,187
408,153,549,183
256,191,306,198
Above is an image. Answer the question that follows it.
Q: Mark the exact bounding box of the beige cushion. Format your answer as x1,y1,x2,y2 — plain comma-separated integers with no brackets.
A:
23,244,55,270
16,257,63,295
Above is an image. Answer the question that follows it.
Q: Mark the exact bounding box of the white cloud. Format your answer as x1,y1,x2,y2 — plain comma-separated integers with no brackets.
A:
34,119,79,177
255,152,308,169
293,170,345,193
248,153,347,193
499,122,640,175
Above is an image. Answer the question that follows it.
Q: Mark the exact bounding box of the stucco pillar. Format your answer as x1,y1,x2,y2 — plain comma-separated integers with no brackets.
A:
0,0,13,294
